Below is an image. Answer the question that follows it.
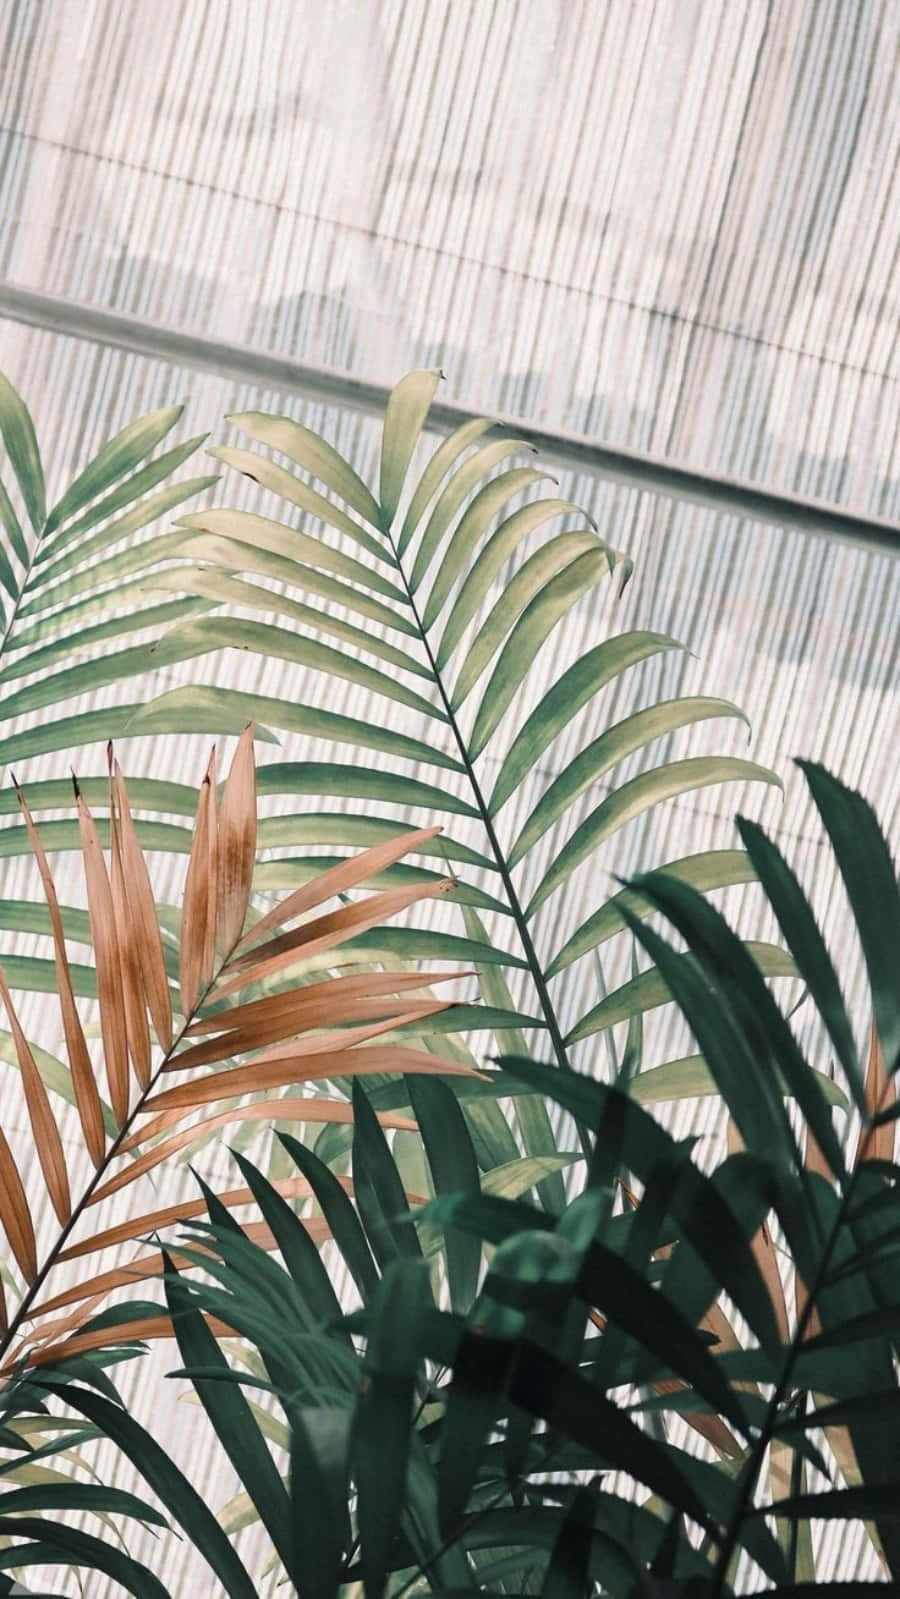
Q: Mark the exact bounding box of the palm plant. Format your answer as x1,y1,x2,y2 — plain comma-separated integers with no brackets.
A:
0,363,811,1592
0,363,790,1212
141,760,899,1597
116,369,789,1183
0,728,474,1592
0,370,224,1021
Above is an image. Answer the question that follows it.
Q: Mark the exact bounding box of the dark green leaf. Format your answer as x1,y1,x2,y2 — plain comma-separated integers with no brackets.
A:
229,1151,346,1331
758,1485,900,1521
798,760,900,1078
0,1481,166,1523
407,1075,482,1311
352,1078,423,1268
736,812,865,1112
277,1131,379,1302
289,1406,352,1599
354,1258,431,1599
498,1058,784,1354
625,870,845,1177
0,1518,170,1598
34,1379,258,1599
163,1255,297,1581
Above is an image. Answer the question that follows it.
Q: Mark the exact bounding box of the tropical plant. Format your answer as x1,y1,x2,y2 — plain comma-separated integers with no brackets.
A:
105,760,897,1598
0,728,474,1592
0,367,789,1196
117,369,790,1185
0,363,801,1593
0,371,228,1023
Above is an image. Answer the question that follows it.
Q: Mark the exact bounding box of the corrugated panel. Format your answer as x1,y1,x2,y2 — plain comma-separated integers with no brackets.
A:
0,1,897,1591
0,0,898,511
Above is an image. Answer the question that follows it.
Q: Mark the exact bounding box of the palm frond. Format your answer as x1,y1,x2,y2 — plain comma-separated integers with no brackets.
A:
0,372,218,771
118,369,780,1120
0,727,469,1380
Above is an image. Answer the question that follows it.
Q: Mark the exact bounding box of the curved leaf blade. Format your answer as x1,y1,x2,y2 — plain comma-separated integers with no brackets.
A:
380,368,441,527
548,848,756,975
228,410,382,528
452,532,602,716
529,757,781,917
569,940,796,1042
422,466,552,631
490,630,683,815
410,436,538,592
510,697,749,866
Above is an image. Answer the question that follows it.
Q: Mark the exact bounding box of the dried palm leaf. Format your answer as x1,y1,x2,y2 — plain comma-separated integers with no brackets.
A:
0,729,468,1373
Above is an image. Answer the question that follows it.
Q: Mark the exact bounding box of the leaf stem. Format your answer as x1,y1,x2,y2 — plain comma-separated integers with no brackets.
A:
385,531,571,1076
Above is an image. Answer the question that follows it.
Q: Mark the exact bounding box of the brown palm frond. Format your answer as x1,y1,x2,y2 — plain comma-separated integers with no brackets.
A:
111,749,173,1049
15,782,107,1166
30,1217,335,1321
108,764,153,1088
0,724,470,1373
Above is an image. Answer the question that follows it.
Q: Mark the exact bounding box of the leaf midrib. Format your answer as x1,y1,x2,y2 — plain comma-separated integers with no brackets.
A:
381,519,577,1088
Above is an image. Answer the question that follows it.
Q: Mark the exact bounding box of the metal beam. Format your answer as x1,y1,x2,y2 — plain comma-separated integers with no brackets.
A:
1,279,896,556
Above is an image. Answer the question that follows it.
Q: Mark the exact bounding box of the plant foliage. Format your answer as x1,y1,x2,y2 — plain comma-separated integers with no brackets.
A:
106,761,900,1598
0,374,219,771
126,371,784,1128
2,368,882,1596
0,368,781,1209
0,729,473,1591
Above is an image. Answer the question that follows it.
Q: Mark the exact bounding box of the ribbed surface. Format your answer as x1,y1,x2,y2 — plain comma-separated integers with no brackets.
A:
1,0,898,514
0,1,897,1592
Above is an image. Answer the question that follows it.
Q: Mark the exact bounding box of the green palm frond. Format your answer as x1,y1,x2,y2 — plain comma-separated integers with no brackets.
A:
0,372,218,772
126,370,780,1090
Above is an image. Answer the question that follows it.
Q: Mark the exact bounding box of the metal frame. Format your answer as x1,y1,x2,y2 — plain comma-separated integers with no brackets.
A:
1,279,896,556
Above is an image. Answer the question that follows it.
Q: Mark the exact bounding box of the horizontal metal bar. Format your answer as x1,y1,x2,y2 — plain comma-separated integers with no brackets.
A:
1,279,896,556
